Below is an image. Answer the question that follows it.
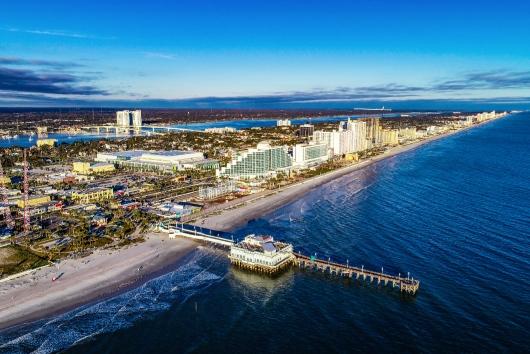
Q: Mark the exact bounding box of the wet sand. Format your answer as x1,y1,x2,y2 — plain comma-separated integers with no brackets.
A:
0,233,197,330
193,118,503,231
0,115,504,331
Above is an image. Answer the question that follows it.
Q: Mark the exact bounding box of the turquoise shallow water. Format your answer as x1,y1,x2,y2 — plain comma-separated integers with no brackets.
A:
1,113,529,353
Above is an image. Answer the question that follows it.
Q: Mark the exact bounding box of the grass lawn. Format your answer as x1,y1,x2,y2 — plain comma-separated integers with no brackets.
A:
0,245,49,278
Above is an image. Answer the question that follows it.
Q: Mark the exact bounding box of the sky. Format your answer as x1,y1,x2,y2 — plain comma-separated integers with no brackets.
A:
1,0,530,110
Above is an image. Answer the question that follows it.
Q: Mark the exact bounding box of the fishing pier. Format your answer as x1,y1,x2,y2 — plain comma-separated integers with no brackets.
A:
294,253,420,295
160,223,420,296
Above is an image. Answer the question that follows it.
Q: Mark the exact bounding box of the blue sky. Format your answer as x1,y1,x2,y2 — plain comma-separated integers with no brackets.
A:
1,0,530,109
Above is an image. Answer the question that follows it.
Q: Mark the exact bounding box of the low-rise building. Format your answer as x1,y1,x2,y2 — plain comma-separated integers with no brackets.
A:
153,202,201,219
199,181,238,200
277,119,291,127
71,187,114,204
204,127,237,134
72,162,91,174
229,234,294,274
20,202,62,216
16,195,51,209
73,162,116,175
181,159,220,170
36,138,57,148
90,163,115,174
95,150,214,173
92,214,109,226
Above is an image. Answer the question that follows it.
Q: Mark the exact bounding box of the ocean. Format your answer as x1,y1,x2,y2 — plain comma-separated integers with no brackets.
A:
0,113,528,353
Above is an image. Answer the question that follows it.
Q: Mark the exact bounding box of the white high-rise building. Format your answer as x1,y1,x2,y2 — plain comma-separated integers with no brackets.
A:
346,119,368,152
277,119,291,127
116,110,142,127
313,130,352,156
292,143,328,167
131,110,142,127
313,119,368,156
217,141,292,180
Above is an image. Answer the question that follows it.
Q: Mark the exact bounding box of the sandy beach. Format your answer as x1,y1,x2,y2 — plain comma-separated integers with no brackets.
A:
192,117,503,231
0,115,504,332
0,233,197,330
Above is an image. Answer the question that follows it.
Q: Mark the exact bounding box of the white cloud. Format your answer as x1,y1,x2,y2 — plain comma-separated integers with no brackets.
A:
5,27,115,40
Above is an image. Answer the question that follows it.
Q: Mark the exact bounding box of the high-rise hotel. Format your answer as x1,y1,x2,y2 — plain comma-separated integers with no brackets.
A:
116,110,142,128
313,118,369,156
217,141,292,180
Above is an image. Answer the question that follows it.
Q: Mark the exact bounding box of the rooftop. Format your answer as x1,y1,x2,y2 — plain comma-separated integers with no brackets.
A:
234,234,291,254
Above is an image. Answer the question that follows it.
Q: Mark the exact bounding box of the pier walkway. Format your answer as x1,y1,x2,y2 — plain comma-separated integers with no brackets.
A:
159,223,420,295
160,222,235,247
294,253,420,295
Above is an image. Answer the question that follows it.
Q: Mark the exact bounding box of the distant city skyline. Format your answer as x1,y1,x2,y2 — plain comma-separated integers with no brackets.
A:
1,0,530,109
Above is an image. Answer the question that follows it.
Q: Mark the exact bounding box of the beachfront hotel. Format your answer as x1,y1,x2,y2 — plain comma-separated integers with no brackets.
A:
292,143,329,168
229,234,294,274
217,141,292,180
378,129,399,146
361,117,382,146
313,119,370,156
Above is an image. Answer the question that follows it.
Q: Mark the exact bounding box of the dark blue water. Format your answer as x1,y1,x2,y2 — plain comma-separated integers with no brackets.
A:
1,114,528,353
0,114,383,148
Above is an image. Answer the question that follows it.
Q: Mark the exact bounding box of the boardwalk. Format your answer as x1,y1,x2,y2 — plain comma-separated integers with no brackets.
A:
294,253,420,295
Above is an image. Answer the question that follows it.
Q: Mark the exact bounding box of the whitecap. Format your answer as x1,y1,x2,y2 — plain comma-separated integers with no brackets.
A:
0,251,225,354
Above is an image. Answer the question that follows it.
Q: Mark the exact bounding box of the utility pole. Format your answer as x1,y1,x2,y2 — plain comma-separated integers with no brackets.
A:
23,150,30,235
0,159,14,230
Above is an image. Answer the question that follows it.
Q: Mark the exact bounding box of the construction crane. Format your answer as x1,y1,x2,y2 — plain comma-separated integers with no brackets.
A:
23,149,30,235
0,159,14,229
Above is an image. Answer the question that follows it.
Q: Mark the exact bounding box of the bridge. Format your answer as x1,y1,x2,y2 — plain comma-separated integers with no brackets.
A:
294,253,420,295
80,125,201,134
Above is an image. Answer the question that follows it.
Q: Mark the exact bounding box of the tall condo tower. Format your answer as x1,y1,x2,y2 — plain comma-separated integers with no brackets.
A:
116,110,142,127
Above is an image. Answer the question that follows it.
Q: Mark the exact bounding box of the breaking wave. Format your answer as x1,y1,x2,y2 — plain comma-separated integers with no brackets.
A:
0,250,225,354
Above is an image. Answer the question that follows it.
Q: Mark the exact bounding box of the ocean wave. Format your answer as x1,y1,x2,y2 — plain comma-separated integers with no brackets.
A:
0,250,225,354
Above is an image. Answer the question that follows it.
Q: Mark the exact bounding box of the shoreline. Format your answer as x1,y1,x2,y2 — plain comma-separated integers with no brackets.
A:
192,116,506,231
0,114,505,332
0,234,197,331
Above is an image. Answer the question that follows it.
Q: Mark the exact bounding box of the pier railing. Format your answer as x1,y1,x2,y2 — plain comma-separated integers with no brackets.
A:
293,252,420,295
163,222,235,247
162,224,420,295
